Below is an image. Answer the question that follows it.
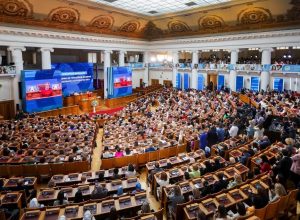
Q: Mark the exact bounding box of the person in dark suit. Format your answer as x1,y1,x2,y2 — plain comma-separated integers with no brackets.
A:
206,126,218,147
201,181,212,197
250,187,269,209
275,149,292,181
213,172,228,193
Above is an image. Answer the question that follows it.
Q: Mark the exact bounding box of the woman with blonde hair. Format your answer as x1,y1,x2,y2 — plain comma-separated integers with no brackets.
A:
269,183,287,202
227,173,243,189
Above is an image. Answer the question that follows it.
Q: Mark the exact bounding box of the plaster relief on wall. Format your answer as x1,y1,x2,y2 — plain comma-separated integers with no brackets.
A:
48,7,80,24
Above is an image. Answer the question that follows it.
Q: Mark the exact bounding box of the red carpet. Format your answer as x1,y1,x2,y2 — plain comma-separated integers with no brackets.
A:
89,106,124,116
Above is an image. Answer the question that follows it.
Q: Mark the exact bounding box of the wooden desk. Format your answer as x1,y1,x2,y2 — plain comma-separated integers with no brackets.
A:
37,189,59,205
228,189,248,203
1,192,22,209
199,198,219,216
44,208,64,220
184,203,199,220
215,193,235,208
4,177,37,190
20,210,45,220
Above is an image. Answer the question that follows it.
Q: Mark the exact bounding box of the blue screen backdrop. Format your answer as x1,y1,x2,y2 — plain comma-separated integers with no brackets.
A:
51,63,94,96
184,73,189,90
251,77,260,92
236,76,244,91
107,67,133,98
176,73,182,89
22,69,63,113
273,78,284,92
197,74,204,90
217,75,225,90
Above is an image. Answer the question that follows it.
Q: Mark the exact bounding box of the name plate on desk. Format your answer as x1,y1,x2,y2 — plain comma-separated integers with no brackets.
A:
41,190,54,197
78,185,90,193
127,178,137,184
141,214,156,220
102,199,114,208
119,196,131,204
3,193,18,202
187,203,199,212
111,180,122,186
65,206,78,217
25,211,40,217
83,203,97,215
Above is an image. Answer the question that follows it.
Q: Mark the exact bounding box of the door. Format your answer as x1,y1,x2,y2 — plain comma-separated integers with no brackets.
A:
207,74,217,90
140,79,143,88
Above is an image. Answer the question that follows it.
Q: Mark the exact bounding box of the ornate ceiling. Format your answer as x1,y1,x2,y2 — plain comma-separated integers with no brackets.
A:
0,0,299,41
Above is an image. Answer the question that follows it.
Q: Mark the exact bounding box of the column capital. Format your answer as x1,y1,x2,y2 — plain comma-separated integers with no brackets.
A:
172,50,178,55
7,46,26,52
104,50,113,54
230,49,240,53
119,50,126,54
259,47,274,52
39,47,54,53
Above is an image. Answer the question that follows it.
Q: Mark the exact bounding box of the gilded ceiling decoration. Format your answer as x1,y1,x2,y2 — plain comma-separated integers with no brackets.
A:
237,7,272,25
0,0,32,17
287,0,300,20
168,20,191,33
89,15,114,30
48,7,80,24
119,20,140,33
142,21,163,40
0,0,299,40
198,15,225,29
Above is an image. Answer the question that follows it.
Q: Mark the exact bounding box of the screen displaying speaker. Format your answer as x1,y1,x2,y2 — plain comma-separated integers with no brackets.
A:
22,69,63,113
107,67,132,98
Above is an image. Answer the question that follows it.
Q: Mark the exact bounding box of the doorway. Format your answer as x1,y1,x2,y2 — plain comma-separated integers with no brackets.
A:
207,74,217,90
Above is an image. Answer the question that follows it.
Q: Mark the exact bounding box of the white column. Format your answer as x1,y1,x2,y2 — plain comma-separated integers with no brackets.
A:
260,48,273,91
103,50,112,99
39,47,54,70
191,50,199,90
229,49,239,92
118,50,125,67
172,51,179,87
7,46,26,108
32,52,37,65
143,51,149,86
6,50,12,65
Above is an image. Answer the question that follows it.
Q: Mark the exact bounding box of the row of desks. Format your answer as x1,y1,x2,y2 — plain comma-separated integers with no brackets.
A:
183,175,270,219
38,178,140,205
146,151,204,174
22,193,148,220
0,177,37,190
160,163,249,211
50,167,139,186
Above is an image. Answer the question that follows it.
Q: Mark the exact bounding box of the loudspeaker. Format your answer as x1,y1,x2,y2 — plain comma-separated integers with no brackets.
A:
18,82,22,99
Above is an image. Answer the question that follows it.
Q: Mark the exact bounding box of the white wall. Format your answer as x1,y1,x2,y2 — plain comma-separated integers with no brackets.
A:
132,69,145,88
0,76,14,101
270,73,300,91
149,69,172,85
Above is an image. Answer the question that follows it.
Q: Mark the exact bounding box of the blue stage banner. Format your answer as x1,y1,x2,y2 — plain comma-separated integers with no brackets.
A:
22,69,63,113
236,76,244,91
281,65,300,73
183,73,189,90
197,74,204,90
176,73,181,89
107,67,132,98
251,76,260,92
129,63,144,68
273,78,284,92
217,74,225,90
51,63,94,96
